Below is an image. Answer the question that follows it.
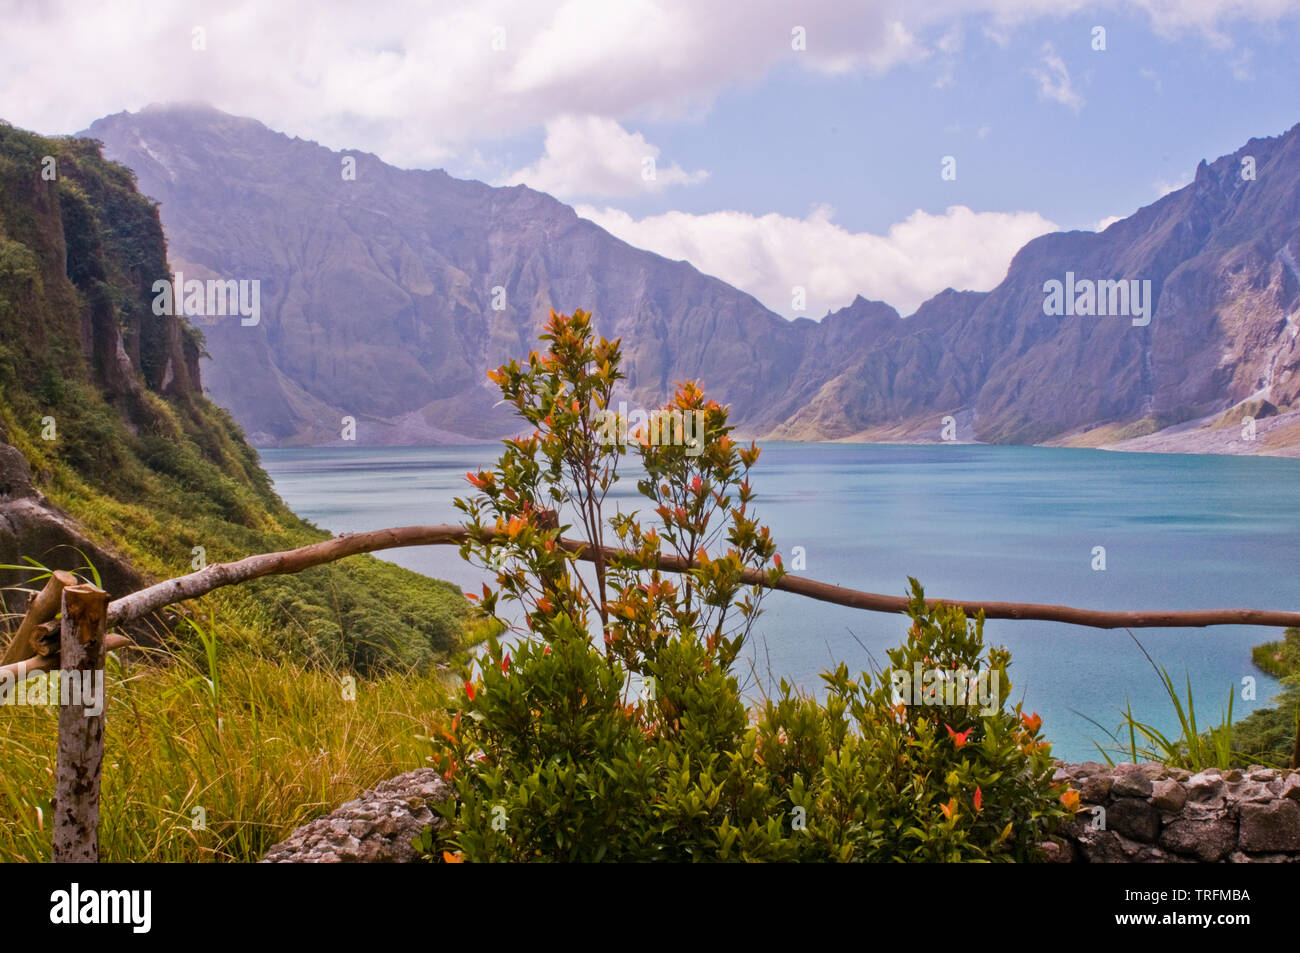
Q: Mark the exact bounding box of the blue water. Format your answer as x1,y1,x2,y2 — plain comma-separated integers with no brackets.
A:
259,443,1300,762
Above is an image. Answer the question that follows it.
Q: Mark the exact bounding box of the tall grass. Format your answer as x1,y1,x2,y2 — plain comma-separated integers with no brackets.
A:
0,615,453,862
1080,631,1250,771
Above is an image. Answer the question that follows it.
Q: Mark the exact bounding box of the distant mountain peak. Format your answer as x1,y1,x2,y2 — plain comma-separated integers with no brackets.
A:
81,107,1300,454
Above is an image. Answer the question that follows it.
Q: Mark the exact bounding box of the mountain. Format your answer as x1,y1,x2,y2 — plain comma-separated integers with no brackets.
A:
0,120,470,667
774,135,1300,454
84,104,883,446
82,105,1300,455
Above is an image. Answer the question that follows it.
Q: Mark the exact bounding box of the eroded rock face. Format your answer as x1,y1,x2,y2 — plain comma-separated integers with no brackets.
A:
0,444,36,502
0,442,143,604
261,769,451,863
1049,763,1300,863
85,105,1300,453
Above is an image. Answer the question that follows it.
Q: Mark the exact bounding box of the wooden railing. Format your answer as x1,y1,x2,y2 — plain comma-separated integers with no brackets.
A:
4,523,1299,861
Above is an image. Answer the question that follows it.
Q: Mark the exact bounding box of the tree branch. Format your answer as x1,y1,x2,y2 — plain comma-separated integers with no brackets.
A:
100,524,1300,632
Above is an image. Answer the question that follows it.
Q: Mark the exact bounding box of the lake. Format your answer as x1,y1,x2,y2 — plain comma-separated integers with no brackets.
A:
259,443,1300,762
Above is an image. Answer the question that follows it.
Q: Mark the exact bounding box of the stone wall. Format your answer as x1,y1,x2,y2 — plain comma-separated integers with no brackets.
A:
261,761,1300,863
1046,762,1300,863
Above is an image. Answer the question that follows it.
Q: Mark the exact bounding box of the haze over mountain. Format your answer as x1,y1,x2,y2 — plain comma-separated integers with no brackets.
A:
83,104,1300,455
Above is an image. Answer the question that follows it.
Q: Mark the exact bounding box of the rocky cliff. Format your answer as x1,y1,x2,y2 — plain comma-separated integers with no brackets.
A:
85,105,866,445
0,120,471,669
83,106,1300,455
0,120,219,591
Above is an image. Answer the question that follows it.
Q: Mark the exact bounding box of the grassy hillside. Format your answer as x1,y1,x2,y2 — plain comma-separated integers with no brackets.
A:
0,121,474,672
0,122,474,860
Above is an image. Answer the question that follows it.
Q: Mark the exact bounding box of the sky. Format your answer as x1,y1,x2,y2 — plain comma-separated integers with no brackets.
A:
3,0,1300,318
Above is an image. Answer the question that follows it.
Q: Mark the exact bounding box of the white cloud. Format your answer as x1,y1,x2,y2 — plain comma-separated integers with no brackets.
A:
575,202,1058,318
932,22,963,86
1154,173,1193,196
501,115,707,198
0,1,1293,168
1029,42,1085,111
0,0,932,168
1095,215,1123,231
1229,46,1255,79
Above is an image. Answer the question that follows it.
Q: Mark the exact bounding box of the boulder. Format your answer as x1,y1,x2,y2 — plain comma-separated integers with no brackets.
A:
1238,800,1300,853
262,769,451,863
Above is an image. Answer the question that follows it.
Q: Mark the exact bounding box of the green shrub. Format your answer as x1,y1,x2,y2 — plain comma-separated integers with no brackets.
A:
1252,627,1300,679
420,310,1071,862
1228,680,1299,767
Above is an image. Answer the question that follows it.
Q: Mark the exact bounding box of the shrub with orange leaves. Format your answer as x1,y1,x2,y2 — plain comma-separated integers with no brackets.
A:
417,311,1069,864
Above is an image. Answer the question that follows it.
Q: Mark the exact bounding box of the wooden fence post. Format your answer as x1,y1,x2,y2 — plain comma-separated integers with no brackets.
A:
0,569,77,665
52,583,109,863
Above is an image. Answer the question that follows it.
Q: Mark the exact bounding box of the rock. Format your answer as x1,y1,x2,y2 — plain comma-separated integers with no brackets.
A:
1228,850,1289,863
1150,778,1188,813
1075,829,1129,863
1080,774,1113,803
1238,800,1300,853
1108,798,1161,843
1111,766,1154,798
1038,839,1075,863
83,109,1300,454
1159,817,1238,862
1185,772,1227,806
1114,832,1172,862
1047,763,1300,863
262,769,451,863
1230,780,1275,803
0,444,36,502
0,443,147,624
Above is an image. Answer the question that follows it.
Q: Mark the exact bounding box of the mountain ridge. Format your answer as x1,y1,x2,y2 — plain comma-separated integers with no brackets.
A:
80,104,1300,456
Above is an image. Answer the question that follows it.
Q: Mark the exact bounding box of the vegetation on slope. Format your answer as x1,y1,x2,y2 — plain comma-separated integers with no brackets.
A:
1234,628,1300,766
0,121,476,861
0,620,452,862
0,121,473,673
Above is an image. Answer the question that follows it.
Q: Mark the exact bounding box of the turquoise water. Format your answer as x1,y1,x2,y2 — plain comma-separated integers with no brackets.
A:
259,443,1300,762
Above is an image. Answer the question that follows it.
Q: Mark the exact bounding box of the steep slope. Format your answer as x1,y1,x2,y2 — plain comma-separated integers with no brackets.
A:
85,104,882,445
777,127,1300,450
84,105,1300,454
0,120,470,669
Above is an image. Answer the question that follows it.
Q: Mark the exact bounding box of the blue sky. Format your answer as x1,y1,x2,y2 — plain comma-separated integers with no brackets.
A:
616,14,1300,234
3,1,1300,318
